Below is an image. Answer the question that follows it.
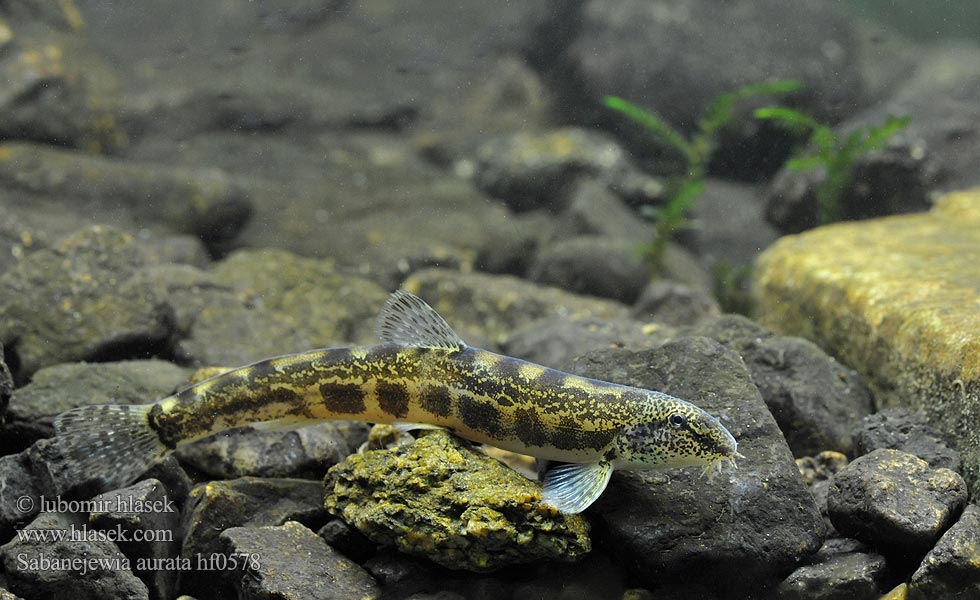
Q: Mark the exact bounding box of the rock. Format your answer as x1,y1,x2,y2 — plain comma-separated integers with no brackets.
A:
176,421,369,479
82,1,551,140
0,143,253,243
0,208,46,279
0,226,176,378
0,512,149,600
797,452,849,532
0,12,123,150
631,280,721,327
689,315,874,456
472,127,663,211
548,0,862,151
0,586,24,600
694,179,780,267
504,316,669,371
767,43,980,235
0,438,85,532
854,408,962,472
797,451,849,487
776,551,888,600
510,553,627,600
178,248,389,366
0,344,11,423
89,479,180,600
220,521,380,600
754,190,980,493
571,337,825,593
317,519,377,563
323,430,591,571
5,359,192,444
179,477,331,599
908,503,980,599
557,178,652,243
528,235,650,303
828,448,967,559
402,268,632,348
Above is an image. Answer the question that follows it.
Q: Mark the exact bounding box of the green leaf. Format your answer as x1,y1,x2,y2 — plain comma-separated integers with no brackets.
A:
603,95,694,160
701,80,803,141
856,114,912,153
785,156,824,171
754,106,819,131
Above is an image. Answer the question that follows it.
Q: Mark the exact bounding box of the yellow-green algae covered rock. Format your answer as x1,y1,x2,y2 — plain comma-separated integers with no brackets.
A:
754,189,980,492
323,430,590,571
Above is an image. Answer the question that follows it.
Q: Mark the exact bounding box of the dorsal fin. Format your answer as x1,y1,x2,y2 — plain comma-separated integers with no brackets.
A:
376,289,467,349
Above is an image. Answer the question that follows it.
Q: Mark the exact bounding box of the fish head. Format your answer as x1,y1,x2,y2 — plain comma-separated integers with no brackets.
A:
612,393,738,476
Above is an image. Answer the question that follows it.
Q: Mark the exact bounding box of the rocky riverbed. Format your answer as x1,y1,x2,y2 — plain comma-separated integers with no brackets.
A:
2,1,980,599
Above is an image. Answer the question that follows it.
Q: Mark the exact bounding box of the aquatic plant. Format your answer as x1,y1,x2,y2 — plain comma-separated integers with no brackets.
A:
754,107,911,225
604,80,802,274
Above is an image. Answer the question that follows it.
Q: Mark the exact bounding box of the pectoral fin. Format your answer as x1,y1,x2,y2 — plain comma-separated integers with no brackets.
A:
540,461,613,514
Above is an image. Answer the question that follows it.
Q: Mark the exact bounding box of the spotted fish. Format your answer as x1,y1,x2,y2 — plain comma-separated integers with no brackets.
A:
54,290,738,513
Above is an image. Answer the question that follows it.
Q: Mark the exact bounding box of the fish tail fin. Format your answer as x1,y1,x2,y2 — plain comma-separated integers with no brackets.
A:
53,403,169,490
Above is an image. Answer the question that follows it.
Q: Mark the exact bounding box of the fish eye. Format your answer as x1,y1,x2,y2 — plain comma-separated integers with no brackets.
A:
669,413,686,428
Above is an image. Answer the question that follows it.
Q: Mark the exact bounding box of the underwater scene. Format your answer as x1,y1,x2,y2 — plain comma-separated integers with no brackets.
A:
1,1,979,599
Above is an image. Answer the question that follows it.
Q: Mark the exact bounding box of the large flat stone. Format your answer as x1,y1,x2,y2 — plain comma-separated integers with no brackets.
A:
754,189,980,492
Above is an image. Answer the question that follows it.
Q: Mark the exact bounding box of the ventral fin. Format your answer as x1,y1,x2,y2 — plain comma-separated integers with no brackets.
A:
376,289,467,350
392,421,446,433
541,461,613,514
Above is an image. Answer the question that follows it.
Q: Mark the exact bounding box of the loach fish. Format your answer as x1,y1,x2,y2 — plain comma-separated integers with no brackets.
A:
53,290,738,513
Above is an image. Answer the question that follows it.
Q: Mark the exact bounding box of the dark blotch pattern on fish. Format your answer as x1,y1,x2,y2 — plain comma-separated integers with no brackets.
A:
458,392,502,437
420,386,453,418
377,381,410,418
515,407,549,448
320,382,367,414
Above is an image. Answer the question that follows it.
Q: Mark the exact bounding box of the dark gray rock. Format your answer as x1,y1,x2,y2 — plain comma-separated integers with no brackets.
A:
81,0,552,140
363,550,439,599
854,408,962,472
0,226,176,378
176,422,368,479
504,316,669,372
220,521,380,600
0,439,84,532
689,315,874,456
694,179,780,267
510,553,627,600
0,512,149,600
908,503,980,599
179,477,330,599
0,344,11,424
178,248,389,366
550,0,862,142
776,551,888,600
472,127,663,211
558,178,652,243
571,336,825,594
828,448,968,559
631,280,721,327
5,360,192,440
528,235,650,303
89,479,180,600
317,519,377,563
0,143,253,245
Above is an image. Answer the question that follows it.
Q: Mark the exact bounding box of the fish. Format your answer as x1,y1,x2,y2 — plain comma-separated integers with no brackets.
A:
53,289,738,514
